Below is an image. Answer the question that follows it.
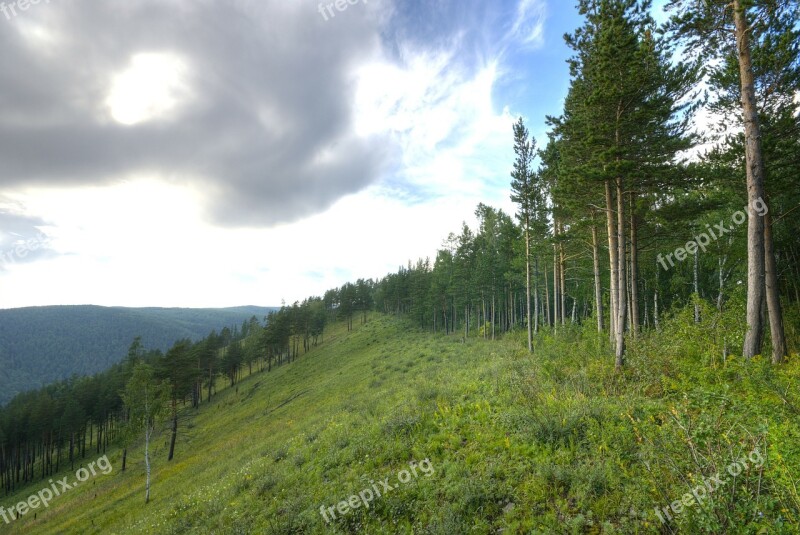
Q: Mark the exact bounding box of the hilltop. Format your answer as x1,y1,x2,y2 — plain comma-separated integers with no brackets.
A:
3,312,798,533
0,305,276,404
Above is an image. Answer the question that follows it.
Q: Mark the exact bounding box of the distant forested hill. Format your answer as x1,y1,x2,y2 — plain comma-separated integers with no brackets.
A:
0,305,276,404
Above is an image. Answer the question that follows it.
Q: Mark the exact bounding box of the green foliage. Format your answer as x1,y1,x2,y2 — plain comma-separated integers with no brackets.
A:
122,362,171,434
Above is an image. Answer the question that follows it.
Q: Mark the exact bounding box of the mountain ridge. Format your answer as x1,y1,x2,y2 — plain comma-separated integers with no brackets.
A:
0,304,277,405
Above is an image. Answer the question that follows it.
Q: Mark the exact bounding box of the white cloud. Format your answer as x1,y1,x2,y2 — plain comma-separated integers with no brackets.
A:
355,46,517,206
106,53,192,125
510,0,547,48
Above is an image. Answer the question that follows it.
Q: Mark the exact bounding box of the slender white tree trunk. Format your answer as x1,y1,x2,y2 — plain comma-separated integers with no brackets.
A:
654,259,660,331
525,223,532,352
534,255,540,334
629,194,640,336
553,243,559,334
559,242,567,326
615,178,627,370
605,180,618,345
592,223,604,333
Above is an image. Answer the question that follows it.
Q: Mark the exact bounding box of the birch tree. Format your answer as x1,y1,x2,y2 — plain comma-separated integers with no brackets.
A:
122,362,170,504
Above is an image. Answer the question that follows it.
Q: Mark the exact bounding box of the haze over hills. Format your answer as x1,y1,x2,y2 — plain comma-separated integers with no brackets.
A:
0,305,276,405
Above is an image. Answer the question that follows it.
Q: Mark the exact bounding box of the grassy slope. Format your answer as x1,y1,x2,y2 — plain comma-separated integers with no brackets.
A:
4,312,800,534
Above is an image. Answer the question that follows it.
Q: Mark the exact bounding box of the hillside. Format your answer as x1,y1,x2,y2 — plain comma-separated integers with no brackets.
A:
0,305,275,404
3,313,798,534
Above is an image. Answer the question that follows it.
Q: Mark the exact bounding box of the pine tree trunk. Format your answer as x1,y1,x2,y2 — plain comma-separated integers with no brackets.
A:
168,402,177,462
512,292,516,328
694,245,701,323
491,293,496,340
764,211,787,363
208,366,213,402
627,260,633,333
790,245,800,304
544,263,551,327
733,0,766,358
481,298,486,339
145,424,151,504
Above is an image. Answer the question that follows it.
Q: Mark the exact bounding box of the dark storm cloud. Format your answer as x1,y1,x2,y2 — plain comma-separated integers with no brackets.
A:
0,0,389,226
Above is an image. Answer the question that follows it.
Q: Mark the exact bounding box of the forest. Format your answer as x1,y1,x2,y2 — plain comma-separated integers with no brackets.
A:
372,0,799,364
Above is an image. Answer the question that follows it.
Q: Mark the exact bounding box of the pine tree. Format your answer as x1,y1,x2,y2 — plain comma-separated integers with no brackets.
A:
510,117,537,352
157,340,197,461
666,0,795,361
557,0,696,368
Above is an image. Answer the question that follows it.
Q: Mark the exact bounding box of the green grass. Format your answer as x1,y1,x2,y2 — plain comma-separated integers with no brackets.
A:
3,310,800,534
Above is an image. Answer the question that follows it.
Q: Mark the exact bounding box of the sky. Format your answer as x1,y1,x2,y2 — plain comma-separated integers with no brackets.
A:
0,0,671,309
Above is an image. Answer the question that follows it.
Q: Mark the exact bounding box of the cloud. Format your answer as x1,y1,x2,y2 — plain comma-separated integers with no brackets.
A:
356,54,515,202
0,0,557,308
510,0,547,48
354,3,522,207
0,0,388,227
